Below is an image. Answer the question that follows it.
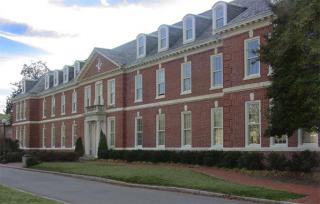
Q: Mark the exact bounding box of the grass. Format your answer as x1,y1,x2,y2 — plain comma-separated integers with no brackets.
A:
32,161,304,201
0,184,60,204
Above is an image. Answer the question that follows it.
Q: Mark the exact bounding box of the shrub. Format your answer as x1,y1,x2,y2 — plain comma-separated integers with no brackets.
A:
98,131,108,159
218,152,242,168
238,152,265,170
25,156,40,168
28,151,80,162
289,151,319,173
0,138,21,155
267,153,289,171
75,137,84,156
0,152,23,163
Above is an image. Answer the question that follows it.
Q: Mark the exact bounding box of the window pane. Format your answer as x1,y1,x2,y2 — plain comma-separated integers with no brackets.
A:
214,128,223,145
215,6,224,18
214,71,222,86
216,18,224,28
302,131,318,144
249,124,260,144
247,40,259,58
213,109,222,127
248,58,260,75
248,102,260,145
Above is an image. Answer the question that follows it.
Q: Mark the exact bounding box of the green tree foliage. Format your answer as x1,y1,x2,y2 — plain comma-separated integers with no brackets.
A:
261,0,320,137
97,130,108,159
75,137,85,156
5,61,49,115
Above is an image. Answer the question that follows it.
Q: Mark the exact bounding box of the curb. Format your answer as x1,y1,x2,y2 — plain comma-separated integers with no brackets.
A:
0,164,297,204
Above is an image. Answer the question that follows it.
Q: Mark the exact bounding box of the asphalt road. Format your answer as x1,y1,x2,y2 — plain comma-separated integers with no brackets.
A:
0,166,255,204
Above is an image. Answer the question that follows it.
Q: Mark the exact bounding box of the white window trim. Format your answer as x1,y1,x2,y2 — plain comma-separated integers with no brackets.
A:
84,85,91,108
53,71,59,87
16,103,19,121
156,68,166,99
74,61,81,77
244,37,261,80
72,90,77,113
270,135,288,148
63,66,69,83
107,117,116,149
181,62,192,95
137,34,146,59
107,79,116,106
72,121,77,148
245,100,262,148
94,81,104,105
212,2,227,31
61,122,66,148
21,80,26,94
51,95,56,117
298,129,319,149
183,15,196,44
42,125,46,148
211,107,223,149
210,53,224,90
42,99,47,119
135,116,143,149
61,93,66,115
134,74,143,103
181,111,192,149
45,74,50,90
51,124,56,148
156,114,165,149
158,25,169,52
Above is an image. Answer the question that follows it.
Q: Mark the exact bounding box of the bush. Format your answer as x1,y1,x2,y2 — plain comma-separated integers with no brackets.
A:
238,152,265,170
218,152,242,168
0,138,20,155
75,137,84,156
28,151,80,162
289,151,319,173
25,156,40,168
98,131,108,159
0,152,23,163
267,153,289,171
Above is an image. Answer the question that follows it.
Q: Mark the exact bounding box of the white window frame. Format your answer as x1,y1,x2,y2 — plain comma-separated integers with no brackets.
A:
158,25,169,52
156,68,166,99
137,34,146,58
95,81,104,105
135,116,143,149
42,125,46,148
181,62,192,95
298,129,319,149
23,100,26,120
245,100,261,148
45,74,50,90
63,66,69,83
61,93,66,115
72,90,77,113
211,107,223,148
156,113,165,149
72,121,77,148
19,101,23,121
135,74,143,103
183,15,196,44
107,79,115,106
51,95,56,117
210,53,223,89
244,37,261,80
16,103,19,121
61,122,66,148
74,61,81,77
51,124,56,148
181,111,192,148
53,71,59,87
42,99,47,119
212,2,227,31
107,117,116,149
84,85,91,108
21,80,26,94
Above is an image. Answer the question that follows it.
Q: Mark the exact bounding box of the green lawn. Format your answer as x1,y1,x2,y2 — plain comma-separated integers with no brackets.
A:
0,185,60,204
33,161,304,201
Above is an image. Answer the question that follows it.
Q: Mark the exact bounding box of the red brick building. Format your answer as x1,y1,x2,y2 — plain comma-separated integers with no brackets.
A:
12,0,319,157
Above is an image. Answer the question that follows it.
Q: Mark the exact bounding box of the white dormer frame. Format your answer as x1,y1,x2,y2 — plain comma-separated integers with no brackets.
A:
183,15,196,44
53,71,59,87
212,1,228,31
136,34,146,59
74,61,81,77
63,66,69,84
21,80,26,94
45,74,50,90
158,25,169,52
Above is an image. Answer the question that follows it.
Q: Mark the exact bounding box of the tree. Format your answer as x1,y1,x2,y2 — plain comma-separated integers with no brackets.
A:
75,137,85,156
261,0,320,137
97,130,108,159
4,61,49,115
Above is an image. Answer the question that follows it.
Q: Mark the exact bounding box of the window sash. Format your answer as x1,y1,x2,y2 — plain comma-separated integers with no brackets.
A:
212,108,223,146
245,38,260,76
108,118,116,147
246,102,261,145
182,112,192,146
108,80,115,105
51,97,55,116
61,124,66,148
51,126,56,148
85,87,91,107
42,127,46,148
182,63,191,92
72,123,77,147
156,69,165,96
211,55,223,87
156,114,165,146
72,92,77,112
302,131,318,144
61,95,65,114
185,18,193,40
135,75,143,101
135,118,143,147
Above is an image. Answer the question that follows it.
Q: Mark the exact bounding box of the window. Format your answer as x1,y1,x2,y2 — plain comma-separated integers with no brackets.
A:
181,111,192,147
84,86,91,107
20,126,26,148
95,82,103,105
23,100,26,120
213,3,226,30
21,80,26,94
156,68,165,97
63,67,69,83
300,130,318,146
72,121,77,148
245,101,261,146
74,61,81,77
51,95,56,117
183,15,195,43
42,126,46,148
108,117,116,148
158,26,168,51
107,79,115,106
43,99,47,118
211,107,223,147
72,90,77,113
245,37,260,78
211,54,223,88
61,94,66,115
54,71,59,87
135,116,143,148
135,74,143,102
137,35,146,58
51,124,56,148
45,74,50,89
19,101,23,120
15,127,18,140
61,123,66,148
181,62,192,94
16,103,19,121
156,114,165,147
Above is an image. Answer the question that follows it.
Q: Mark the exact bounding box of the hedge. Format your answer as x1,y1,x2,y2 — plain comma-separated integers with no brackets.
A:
0,152,23,163
27,151,80,162
106,150,319,172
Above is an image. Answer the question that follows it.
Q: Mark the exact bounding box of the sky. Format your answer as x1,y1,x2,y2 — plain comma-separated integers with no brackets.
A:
0,0,223,113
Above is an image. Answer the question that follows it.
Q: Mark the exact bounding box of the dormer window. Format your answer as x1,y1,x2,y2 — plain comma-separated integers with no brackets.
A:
45,74,50,90
136,34,146,58
53,71,59,87
183,15,195,44
158,25,168,51
213,2,227,30
21,80,26,94
74,61,80,77
63,66,69,83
